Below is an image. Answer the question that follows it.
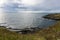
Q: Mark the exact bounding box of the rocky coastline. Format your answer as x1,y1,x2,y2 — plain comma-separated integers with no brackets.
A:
43,13,60,20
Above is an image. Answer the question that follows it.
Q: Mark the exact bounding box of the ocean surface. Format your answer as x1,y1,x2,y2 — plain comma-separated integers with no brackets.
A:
0,11,56,30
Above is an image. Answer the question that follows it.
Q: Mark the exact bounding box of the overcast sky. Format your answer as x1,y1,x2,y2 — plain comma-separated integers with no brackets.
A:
0,0,60,12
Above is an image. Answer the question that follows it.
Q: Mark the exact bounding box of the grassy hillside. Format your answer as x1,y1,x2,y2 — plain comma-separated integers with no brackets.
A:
0,21,60,40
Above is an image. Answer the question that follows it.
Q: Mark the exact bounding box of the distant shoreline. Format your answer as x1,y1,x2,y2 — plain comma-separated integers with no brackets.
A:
43,13,60,20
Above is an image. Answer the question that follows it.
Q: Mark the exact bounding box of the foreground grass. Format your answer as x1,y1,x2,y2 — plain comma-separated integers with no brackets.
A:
0,27,45,40
0,21,60,40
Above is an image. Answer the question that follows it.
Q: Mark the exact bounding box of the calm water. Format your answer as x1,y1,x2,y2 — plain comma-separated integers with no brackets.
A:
0,11,56,30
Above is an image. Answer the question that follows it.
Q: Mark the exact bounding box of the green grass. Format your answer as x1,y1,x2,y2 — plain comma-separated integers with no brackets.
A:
0,27,46,40
0,21,60,40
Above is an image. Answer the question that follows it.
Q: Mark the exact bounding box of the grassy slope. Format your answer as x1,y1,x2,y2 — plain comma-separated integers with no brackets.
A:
0,21,60,40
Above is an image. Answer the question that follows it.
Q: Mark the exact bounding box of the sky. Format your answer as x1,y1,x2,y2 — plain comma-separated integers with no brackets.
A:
0,0,60,12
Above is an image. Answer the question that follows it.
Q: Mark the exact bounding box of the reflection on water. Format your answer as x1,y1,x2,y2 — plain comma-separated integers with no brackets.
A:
0,12,56,29
0,8,56,30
